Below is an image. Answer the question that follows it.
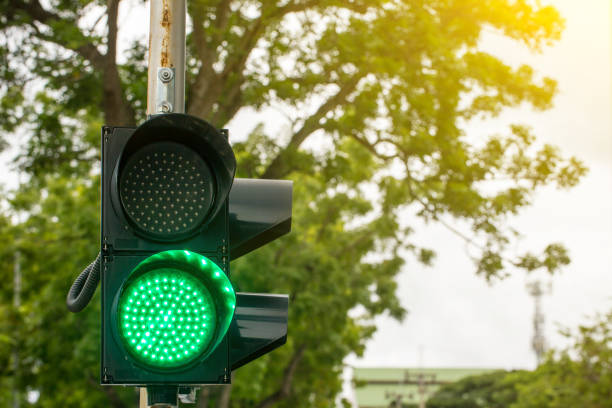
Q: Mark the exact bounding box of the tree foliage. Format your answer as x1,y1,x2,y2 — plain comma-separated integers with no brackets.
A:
428,313,612,408
0,0,586,407
427,370,529,408
512,312,612,408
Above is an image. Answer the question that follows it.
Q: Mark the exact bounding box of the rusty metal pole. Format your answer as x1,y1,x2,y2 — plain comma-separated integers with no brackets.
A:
146,0,186,116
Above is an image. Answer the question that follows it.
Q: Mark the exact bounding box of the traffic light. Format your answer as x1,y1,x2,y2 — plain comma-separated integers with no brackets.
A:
96,113,291,388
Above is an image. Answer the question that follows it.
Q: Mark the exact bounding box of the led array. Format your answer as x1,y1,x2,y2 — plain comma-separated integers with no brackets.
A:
120,142,213,236
117,268,217,368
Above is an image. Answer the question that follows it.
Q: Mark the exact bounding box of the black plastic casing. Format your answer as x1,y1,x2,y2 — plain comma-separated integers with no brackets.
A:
100,124,231,386
100,116,292,387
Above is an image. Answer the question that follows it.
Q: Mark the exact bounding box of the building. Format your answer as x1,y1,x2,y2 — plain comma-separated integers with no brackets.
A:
352,367,499,408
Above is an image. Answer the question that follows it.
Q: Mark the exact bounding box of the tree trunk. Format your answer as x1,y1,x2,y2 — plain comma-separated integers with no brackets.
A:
254,346,306,408
103,0,136,126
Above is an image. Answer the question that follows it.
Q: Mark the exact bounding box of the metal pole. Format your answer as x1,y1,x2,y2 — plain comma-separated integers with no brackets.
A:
139,388,147,408
146,0,186,115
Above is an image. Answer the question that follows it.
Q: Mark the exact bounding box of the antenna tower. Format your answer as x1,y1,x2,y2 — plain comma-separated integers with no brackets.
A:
526,280,551,365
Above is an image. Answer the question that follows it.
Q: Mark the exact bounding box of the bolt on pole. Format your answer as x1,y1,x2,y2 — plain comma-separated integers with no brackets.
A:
147,0,186,115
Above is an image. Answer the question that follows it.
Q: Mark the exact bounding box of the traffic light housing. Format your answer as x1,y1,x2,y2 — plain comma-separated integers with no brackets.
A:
100,114,291,386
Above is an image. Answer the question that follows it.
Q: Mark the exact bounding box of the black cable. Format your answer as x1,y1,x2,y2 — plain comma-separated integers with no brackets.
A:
66,253,101,313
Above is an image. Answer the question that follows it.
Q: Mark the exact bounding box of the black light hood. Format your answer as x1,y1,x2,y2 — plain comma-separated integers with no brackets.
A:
119,113,236,226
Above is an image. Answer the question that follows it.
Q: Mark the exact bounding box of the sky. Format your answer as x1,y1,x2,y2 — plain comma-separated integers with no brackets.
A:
2,0,610,375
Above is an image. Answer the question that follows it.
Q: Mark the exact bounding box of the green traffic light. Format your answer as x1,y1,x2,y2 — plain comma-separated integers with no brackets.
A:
118,270,216,367
117,250,236,369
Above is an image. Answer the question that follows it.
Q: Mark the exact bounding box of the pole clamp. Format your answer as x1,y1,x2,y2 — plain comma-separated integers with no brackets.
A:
156,67,175,113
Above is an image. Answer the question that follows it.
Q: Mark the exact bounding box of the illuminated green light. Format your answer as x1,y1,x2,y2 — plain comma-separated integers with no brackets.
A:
116,250,236,369
118,270,215,368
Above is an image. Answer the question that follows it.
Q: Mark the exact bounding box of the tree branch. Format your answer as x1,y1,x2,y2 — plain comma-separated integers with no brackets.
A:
332,232,372,258
187,0,322,120
102,0,135,125
261,74,363,179
404,171,526,273
219,0,321,83
348,133,397,161
254,345,306,408
106,0,119,62
7,0,136,125
210,72,245,126
187,1,220,116
188,17,265,119
8,0,106,69
191,0,232,62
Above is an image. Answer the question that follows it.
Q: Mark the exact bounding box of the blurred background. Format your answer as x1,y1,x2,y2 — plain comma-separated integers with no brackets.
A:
355,0,612,368
0,0,610,407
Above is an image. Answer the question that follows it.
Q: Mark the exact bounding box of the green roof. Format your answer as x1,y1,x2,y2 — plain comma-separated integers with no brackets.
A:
353,367,501,408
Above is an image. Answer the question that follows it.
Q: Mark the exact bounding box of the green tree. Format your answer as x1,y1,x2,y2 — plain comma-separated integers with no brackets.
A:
0,0,585,407
511,312,612,408
427,370,530,408
428,313,612,408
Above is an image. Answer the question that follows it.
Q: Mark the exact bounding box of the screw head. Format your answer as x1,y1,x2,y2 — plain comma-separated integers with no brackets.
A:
158,68,174,83
157,101,173,113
